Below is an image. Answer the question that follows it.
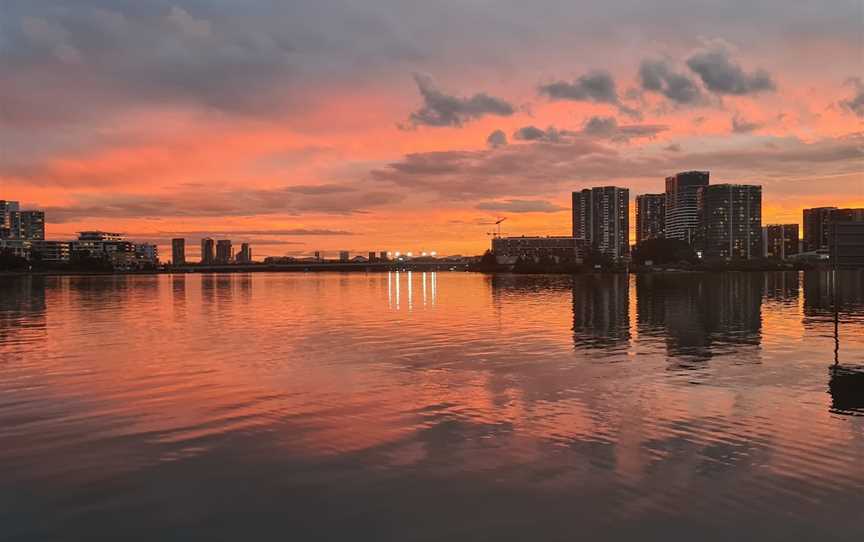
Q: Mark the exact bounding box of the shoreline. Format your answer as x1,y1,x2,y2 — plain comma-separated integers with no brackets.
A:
2,265,851,278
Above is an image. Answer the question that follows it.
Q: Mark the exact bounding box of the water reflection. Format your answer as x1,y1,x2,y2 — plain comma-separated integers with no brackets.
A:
572,274,630,351
387,271,437,310
636,273,762,364
1,271,863,541
829,365,864,416
0,276,47,344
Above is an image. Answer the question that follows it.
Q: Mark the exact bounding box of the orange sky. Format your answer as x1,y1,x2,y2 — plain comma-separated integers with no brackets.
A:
2,1,862,258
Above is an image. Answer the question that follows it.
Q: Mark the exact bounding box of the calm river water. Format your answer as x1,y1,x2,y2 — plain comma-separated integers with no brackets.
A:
2,271,863,541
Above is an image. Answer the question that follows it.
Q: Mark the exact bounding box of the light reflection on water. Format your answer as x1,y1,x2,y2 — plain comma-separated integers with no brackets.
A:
1,271,863,541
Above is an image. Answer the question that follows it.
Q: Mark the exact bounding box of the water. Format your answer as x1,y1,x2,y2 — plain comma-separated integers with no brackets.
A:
1,271,863,541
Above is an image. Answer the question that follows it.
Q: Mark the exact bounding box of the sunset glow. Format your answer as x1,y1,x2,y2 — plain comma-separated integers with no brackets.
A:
2,1,862,258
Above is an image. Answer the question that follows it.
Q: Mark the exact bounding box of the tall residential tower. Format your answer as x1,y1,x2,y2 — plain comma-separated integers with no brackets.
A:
572,186,630,259
635,193,665,244
698,184,762,260
665,171,709,245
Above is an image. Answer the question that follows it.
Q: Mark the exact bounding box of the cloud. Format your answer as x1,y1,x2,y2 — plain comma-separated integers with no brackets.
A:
663,143,682,152
371,132,863,201
840,77,864,118
538,70,639,118
476,199,565,213
731,115,762,133
639,59,702,104
41,186,403,223
581,116,668,141
405,73,515,127
487,129,508,148
686,48,775,95
512,125,573,142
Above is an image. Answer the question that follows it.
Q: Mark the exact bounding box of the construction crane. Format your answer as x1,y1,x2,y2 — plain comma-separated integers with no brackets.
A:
486,217,507,239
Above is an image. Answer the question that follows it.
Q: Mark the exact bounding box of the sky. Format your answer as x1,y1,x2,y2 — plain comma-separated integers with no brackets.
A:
2,0,863,258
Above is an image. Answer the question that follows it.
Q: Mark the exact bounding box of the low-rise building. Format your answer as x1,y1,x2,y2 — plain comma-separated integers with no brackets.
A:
492,236,586,265
30,240,71,263
0,239,30,259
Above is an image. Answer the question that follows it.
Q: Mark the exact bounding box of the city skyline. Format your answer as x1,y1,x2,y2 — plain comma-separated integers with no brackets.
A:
2,2,862,259
3,186,862,264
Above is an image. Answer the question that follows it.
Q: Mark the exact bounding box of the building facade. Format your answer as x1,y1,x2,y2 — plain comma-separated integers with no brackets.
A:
492,236,586,265
135,243,159,265
802,207,837,252
237,243,252,263
215,240,233,264
829,222,864,267
201,238,215,264
0,200,20,233
665,171,709,244
698,184,762,260
72,231,137,268
635,193,665,244
172,238,186,266
339,251,350,262
572,186,630,259
763,224,799,259
831,208,864,223
11,211,46,240
30,240,71,263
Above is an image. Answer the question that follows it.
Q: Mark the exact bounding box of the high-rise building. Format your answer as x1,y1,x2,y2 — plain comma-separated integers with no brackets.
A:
572,190,591,240
571,186,630,259
201,238,215,264
802,207,837,252
135,243,159,264
379,251,388,262
829,221,864,268
698,184,762,260
635,193,665,244
215,240,233,264
830,208,864,223
314,251,322,262
172,238,186,266
368,251,377,262
6,210,45,240
236,243,252,263
665,171,709,244
339,250,350,262
0,200,20,230
763,224,799,259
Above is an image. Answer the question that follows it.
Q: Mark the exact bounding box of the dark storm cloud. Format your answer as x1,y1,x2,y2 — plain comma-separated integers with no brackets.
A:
486,129,508,148
731,115,761,133
405,73,515,127
538,70,640,118
840,78,864,118
476,199,565,213
639,59,702,104
685,48,775,95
